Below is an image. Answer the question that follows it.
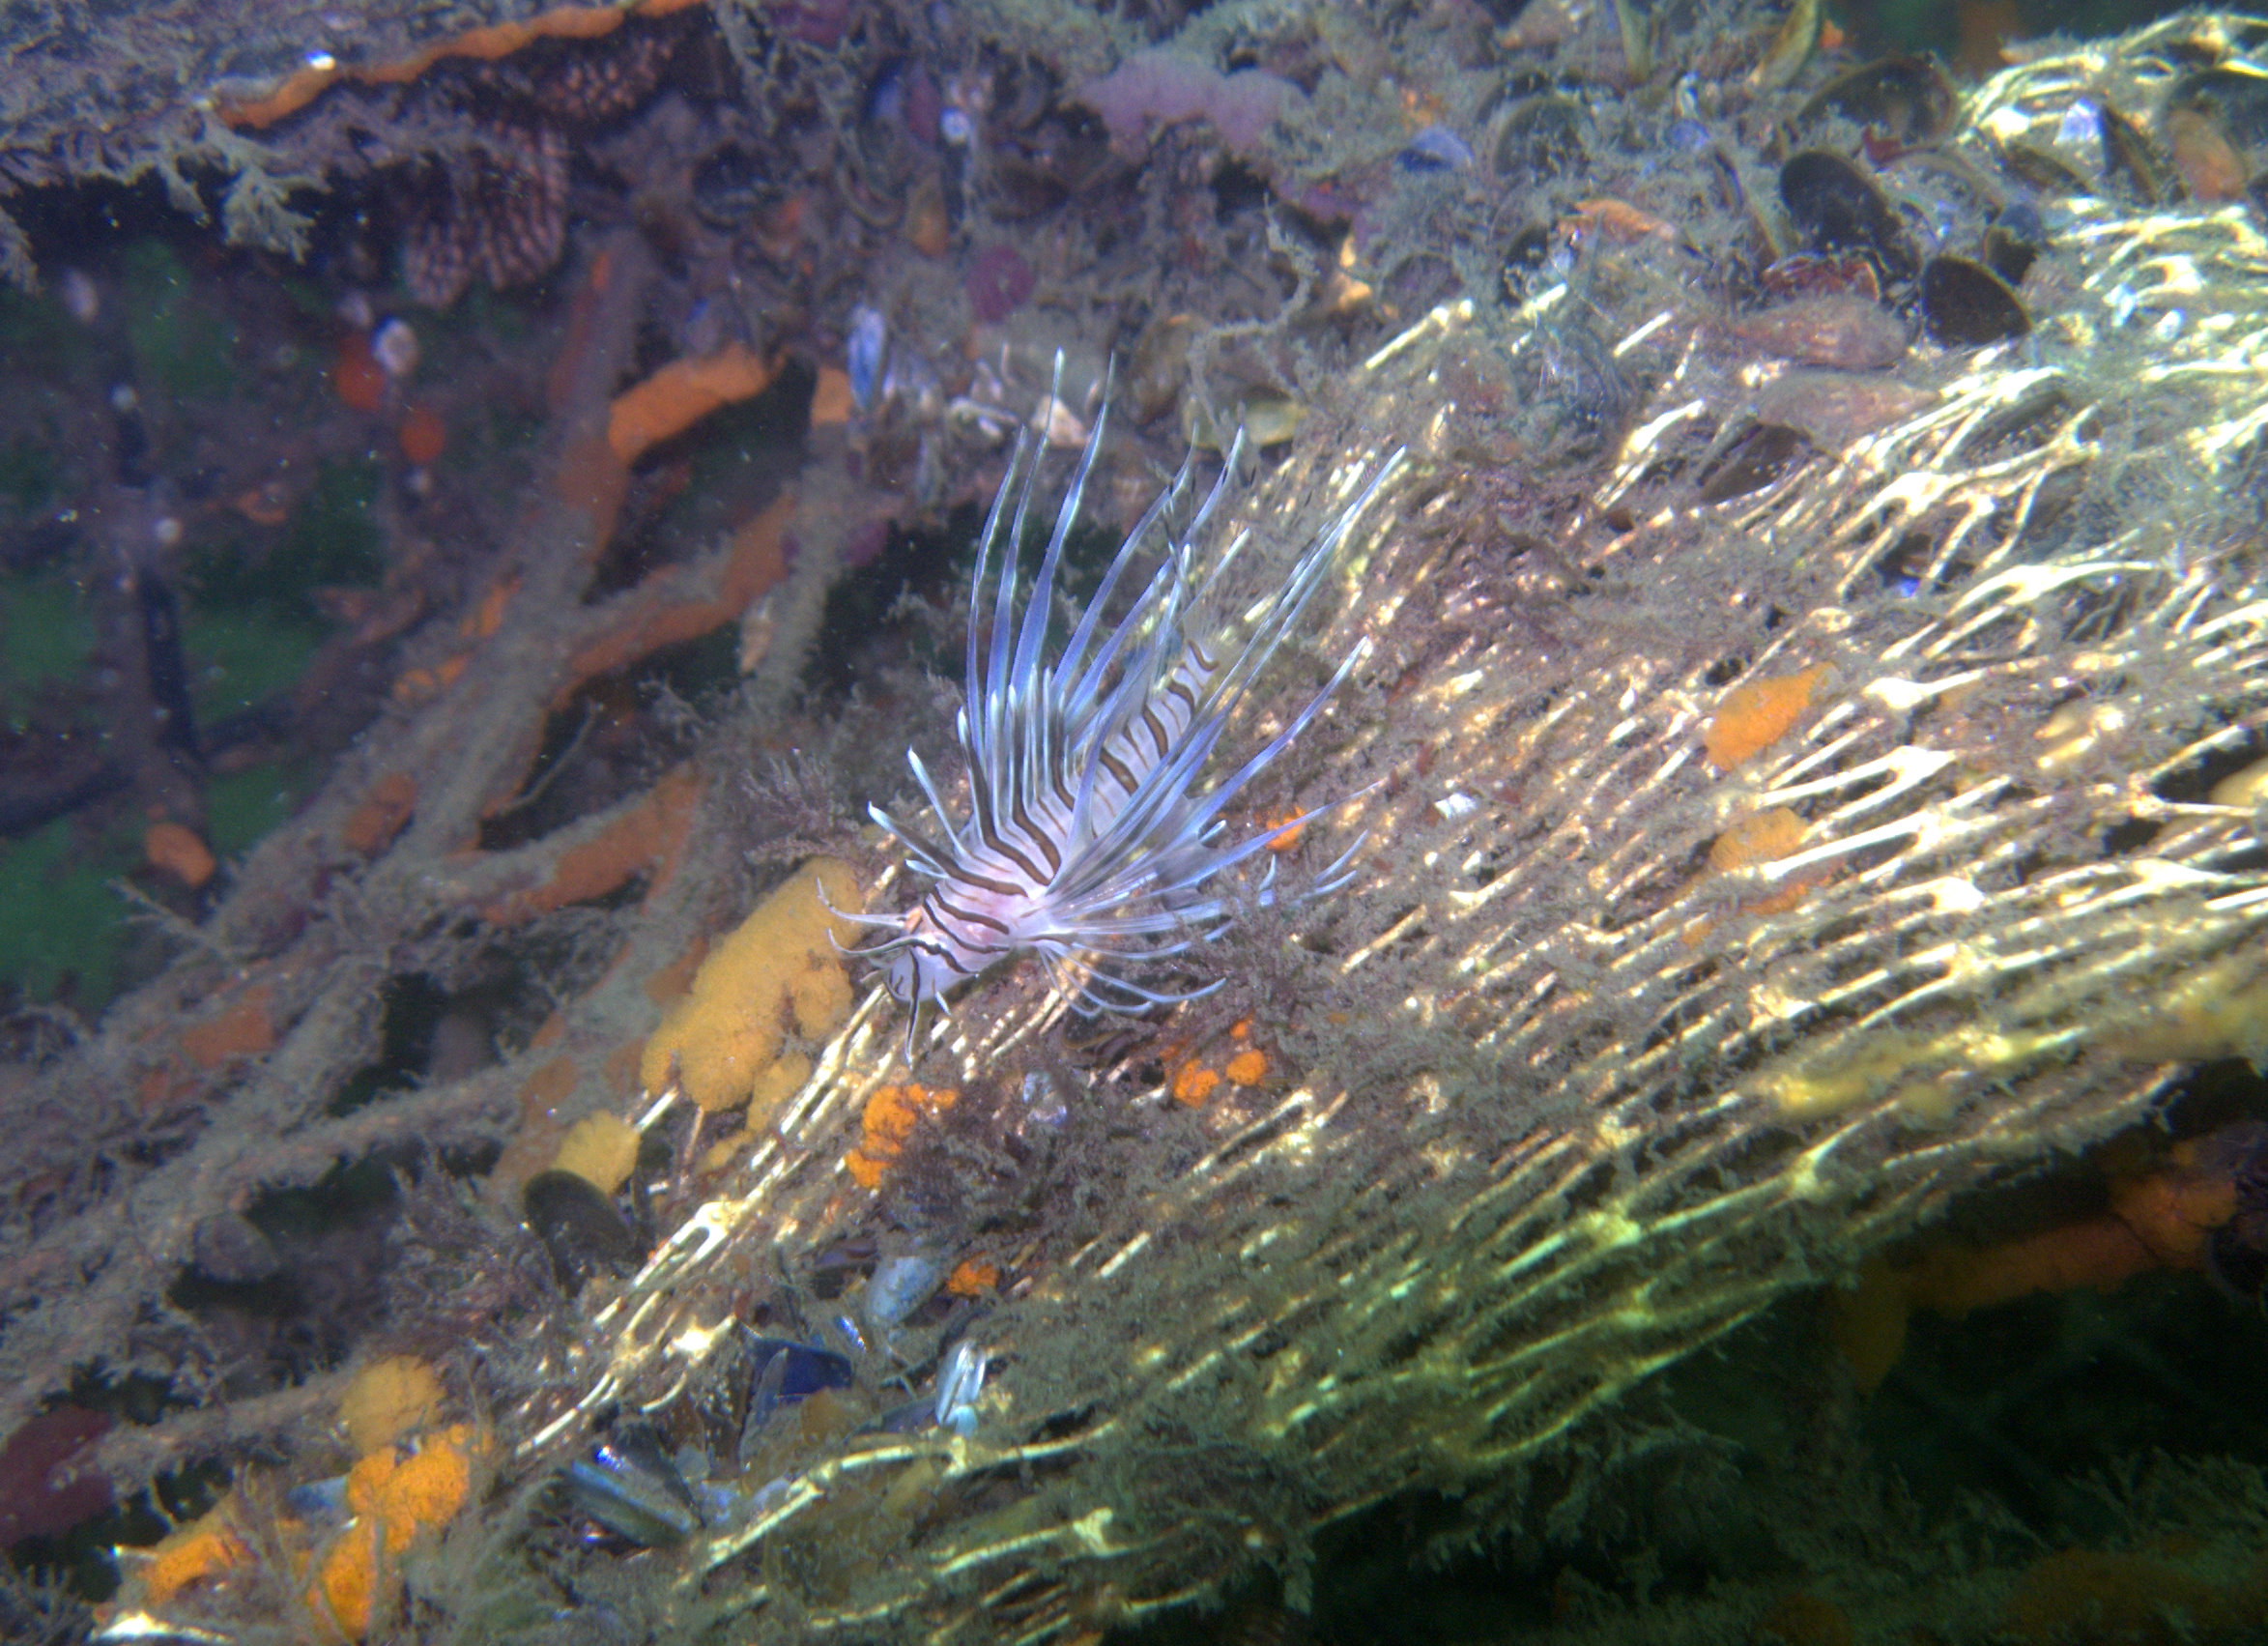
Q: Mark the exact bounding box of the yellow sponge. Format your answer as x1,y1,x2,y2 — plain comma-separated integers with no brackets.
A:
550,1112,640,1194
639,858,863,1112
338,1356,443,1454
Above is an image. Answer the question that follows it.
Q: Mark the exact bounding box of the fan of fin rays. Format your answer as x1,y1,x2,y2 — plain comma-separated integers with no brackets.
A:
833,367,1401,1048
484,56,2268,1646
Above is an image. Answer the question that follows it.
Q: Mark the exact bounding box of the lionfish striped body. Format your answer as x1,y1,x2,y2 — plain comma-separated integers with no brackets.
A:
840,394,1403,1054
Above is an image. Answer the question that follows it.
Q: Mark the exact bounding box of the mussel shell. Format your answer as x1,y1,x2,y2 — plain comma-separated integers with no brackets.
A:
737,1334,858,1457
2099,101,2177,204
1500,222,1554,302
1746,0,1821,93
1779,149,1916,283
1753,371,1938,452
691,144,768,229
2137,29,2247,73
1993,200,2045,245
1981,226,2037,288
191,1209,284,1285
1381,252,1462,321
990,115,1117,219
1997,139,2090,196
2164,102,2251,202
1759,251,1880,303
1184,392,1306,453
1696,423,1814,504
2207,1215,2268,1305
2200,1125,2268,1301
1400,126,1476,172
1728,294,1907,371
1981,215,2040,288
1533,317,1635,445
862,53,918,127
1129,311,1199,424
283,1474,351,1526
846,305,887,412
565,1420,703,1545
523,1168,642,1294
1797,55,1957,146
2161,68,2268,202
741,1336,856,1402
1920,255,2030,348
1983,201,2046,287
1492,94,1588,184
2165,65,2268,147
864,1255,944,1330
1951,381,2072,462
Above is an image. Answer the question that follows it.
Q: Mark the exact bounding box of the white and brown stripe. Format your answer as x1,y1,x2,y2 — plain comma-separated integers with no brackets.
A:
829,386,1404,1060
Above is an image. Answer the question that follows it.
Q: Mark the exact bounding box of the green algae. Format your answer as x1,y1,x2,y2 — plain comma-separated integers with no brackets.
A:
181,603,323,725
0,816,131,1003
122,241,239,402
206,758,321,857
0,574,95,717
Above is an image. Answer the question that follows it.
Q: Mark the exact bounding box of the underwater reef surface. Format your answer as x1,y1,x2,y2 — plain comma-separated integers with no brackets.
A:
0,1,2266,1642
0,0,711,284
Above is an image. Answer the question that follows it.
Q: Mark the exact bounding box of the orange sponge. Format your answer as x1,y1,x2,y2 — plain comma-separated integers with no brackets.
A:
847,1083,959,1188
308,1426,482,1638
607,344,779,463
1705,665,1828,769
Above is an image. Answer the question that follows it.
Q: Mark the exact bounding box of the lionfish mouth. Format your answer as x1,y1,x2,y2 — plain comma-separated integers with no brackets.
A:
831,360,1405,1061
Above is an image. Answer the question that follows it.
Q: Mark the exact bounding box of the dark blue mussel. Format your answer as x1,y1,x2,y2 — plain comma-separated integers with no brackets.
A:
1796,55,1957,146
522,1168,643,1295
1780,149,1918,285
563,1336,854,1545
737,1335,855,1451
1920,254,2030,348
564,1420,708,1545
1983,201,2045,287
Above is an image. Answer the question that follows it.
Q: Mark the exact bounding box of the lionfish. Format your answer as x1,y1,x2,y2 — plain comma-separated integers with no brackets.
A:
837,390,1404,1057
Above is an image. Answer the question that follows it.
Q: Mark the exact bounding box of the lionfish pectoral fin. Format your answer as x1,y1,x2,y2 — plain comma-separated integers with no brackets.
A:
833,932,921,959
1077,970,1225,1015
1311,828,1371,897
815,876,914,942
